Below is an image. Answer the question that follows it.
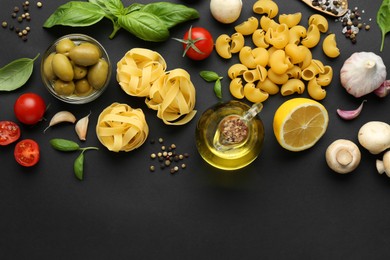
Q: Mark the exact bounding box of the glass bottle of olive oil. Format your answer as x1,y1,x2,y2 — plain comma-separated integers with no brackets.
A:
195,100,265,170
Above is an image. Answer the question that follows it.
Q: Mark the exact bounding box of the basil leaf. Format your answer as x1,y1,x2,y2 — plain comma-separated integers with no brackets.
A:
200,71,220,82
89,0,124,17
214,79,223,99
118,11,169,42
124,3,144,14
140,2,199,29
377,0,390,52
74,152,84,181
43,1,105,28
0,53,39,91
50,138,80,152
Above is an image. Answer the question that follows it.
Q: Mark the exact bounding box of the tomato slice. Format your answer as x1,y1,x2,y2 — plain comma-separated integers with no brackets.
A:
0,121,21,146
14,139,40,167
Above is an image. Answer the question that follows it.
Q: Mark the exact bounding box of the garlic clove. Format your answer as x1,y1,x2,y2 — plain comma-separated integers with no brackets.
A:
75,112,90,141
374,80,390,98
336,100,366,120
44,111,77,133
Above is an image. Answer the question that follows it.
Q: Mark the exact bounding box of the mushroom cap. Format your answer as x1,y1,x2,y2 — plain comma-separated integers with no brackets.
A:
326,139,361,174
358,121,390,154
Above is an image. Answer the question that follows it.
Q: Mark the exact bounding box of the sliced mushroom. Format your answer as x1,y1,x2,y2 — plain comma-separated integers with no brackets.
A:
326,139,361,174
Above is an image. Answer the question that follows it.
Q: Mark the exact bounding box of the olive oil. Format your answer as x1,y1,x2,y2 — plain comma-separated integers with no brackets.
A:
195,100,265,170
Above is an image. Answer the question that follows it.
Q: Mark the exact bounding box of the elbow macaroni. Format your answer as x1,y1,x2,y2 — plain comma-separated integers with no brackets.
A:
322,33,340,58
308,14,328,33
253,0,279,18
235,17,259,36
279,12,302,28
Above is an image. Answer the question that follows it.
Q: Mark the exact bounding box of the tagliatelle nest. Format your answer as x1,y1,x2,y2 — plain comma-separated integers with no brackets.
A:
146,69,197,125
116,48,167,97
96,103,149,152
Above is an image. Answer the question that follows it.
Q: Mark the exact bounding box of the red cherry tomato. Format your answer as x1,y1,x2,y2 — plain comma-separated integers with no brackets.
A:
0,121,21,146
178,27,214,60
14,139,40,167
14,93,46,125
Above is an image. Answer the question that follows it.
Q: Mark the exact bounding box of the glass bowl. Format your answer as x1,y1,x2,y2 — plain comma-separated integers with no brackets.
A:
41,34,111,104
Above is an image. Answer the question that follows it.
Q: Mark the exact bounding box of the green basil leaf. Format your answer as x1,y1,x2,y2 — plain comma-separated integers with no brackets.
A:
124,3,144,14
140,2,199,28
50,138,80,152
89,0,124,16
0,53,39,91
118,11,169,42
200,71,220,82
43,1,105,28
74,152,84,181
377,0,390,52
214,79,223,99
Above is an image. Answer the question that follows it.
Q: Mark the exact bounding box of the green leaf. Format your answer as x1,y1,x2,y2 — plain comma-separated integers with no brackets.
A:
140,2,199,28
214,79,223,99
377,0,390,52
200,71,221,82
118,11,170,42
50,138,80,152
43,1,105,28
89,0,124,16
74,152,84,181
124,3,144,14
0,53,39,91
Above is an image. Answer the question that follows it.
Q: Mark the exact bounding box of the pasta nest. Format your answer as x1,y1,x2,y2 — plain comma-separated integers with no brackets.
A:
116,48,167,97
146,68,197,125
96,103,149,152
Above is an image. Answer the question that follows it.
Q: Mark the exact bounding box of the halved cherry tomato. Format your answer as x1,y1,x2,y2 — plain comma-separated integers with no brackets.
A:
14,93,46,125
14,139,40,167
0,121,20,146
175,27,214,60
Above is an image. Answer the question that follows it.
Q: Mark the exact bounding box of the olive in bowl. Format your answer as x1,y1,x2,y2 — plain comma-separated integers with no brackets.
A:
41,34,111,104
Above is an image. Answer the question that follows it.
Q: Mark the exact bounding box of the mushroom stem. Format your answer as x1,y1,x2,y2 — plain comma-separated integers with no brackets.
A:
336,149,353,166
376,150,390,178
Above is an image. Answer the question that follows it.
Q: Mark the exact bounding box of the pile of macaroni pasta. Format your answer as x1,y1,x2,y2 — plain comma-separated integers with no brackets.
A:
215,0,340,103
117,48,196,125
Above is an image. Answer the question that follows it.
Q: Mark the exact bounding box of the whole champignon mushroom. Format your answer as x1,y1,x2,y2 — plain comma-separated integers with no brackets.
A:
376,150,390,178
358,121,390,154
325,139,361,174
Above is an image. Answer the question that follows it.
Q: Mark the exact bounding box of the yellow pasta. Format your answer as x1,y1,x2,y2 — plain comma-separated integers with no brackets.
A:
308,14,328,33
279,12,302,28
244,83,269,103
301,24,321,48
280,79,305,96
229,78,245,99
265,23,289,49
96,103,149,152
117,48,166,97
215,34,232,59
267,68,289,85
288,25,307,45
286,65,302,79
230,32,245,53
146,69,196,125
235,16,259,36
322,33,340,58
228,63,248,79
302,59,325,81
259,16,279,31
298,46,313,69
308,78,326,100
243,65,267,82
252,29,269,48
269,49,291,75
316,65,333,86
256,78,279,95
253,0,279,18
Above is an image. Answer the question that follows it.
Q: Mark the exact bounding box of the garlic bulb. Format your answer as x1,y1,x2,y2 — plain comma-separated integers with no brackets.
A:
340,52,387,98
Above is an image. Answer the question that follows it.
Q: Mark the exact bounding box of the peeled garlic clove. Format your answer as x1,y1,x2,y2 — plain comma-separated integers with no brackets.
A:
44,111,76,133
75,112,90,141
336,100,366,120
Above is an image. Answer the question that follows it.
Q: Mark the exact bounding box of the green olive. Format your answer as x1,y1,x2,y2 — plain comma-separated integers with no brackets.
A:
53,79,75,96
52,53,74,82
75,79,93,96
43,52,56,81
68,42,101,66
56,38,75,55
87,59,109,90
72,63,88,80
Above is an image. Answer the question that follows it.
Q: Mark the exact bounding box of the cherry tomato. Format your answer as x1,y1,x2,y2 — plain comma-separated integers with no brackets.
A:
0,121,21,146
14,139,40,167
179,27,214,60
14,93,46,125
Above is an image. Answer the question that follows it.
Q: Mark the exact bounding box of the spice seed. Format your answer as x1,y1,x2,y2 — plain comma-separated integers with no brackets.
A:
149,165,155,172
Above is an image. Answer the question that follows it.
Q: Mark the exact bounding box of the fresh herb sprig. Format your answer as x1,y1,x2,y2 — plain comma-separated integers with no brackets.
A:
200,70,223,99
50,138,98,181
43,0,200,42
377,0,390,52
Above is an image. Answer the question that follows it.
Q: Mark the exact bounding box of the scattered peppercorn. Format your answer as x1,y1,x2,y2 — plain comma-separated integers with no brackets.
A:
1,22,7,28
337,6,370,44
37,2,43,8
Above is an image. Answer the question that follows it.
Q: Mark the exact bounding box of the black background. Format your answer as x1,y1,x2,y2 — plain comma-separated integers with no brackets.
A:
1,0,390,259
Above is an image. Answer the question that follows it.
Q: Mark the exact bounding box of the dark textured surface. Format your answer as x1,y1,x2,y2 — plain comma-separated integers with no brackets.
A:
1,0,390,259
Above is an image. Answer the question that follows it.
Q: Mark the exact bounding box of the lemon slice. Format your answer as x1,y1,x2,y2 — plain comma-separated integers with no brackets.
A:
273,98,329,151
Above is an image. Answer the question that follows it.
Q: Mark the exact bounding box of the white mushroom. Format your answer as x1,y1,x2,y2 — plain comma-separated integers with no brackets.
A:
358,121,390,154
376,150,390,178
325,139,361,174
